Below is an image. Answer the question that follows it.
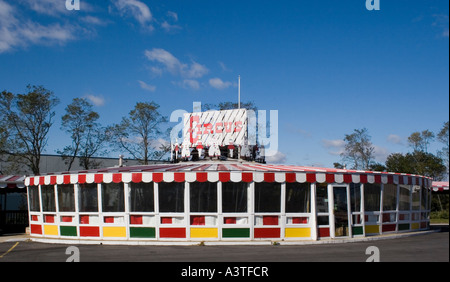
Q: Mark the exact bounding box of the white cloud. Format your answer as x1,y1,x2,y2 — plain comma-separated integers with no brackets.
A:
373,145,390,163
112,0,152,26
167,11,178,22
161,21,182,33
322,139,346,156
181,79,200,90
85,94,106,106
0,0,76,53
138,80,156,92
265,151,287,164
209,78,232,90
387,134,403,145
144,48,209,79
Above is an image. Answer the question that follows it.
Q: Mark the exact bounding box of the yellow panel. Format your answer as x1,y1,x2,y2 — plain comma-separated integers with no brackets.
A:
103,227,127,238
190,228,218,238
365,225,380,234
285,228,311,238
44,225,59,236
411,223,420,230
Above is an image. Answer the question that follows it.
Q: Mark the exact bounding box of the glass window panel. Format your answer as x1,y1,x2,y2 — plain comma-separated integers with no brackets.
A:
420,187,427,210
222,182,248,213
316,183,329,213
41,185,56,212
102,183,124,212
28,186,40,212
412,186,420,210
383,184,397,211
158,182,184,213
350,183,361,212
130,182,154,212
364,183,381,212
79,183,98,212
58,184,75,212
254,182,281,213
399,185,411,211
285,182,311,213
190,182,217,213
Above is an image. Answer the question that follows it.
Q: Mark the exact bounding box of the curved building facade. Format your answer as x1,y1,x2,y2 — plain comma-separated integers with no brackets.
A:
25,162,432,242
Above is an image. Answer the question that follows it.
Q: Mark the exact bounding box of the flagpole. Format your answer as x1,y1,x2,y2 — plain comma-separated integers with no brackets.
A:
238,75,241,109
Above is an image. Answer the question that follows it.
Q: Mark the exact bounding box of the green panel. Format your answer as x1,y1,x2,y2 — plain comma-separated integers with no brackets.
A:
352,226,364,235
130,227,156,238
222,228,250,238
398,223,410,231
60,226,77,237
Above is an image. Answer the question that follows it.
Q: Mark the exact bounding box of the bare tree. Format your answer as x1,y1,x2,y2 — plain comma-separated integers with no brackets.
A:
340,128,375,170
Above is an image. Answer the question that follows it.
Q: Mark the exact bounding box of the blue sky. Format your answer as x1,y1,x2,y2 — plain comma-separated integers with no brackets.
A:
0,0,448,168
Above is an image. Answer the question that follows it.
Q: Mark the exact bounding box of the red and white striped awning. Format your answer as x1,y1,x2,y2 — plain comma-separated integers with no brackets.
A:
431,181,449,192
0,175,26,189
24,162,433,188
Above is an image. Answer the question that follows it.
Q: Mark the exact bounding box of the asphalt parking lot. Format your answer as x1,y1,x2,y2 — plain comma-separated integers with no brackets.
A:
1,226,448,263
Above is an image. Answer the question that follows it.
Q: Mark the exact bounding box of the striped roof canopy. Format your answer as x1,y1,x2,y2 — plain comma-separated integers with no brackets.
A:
24,162,433,188
431,181,449,192
0,175,26,189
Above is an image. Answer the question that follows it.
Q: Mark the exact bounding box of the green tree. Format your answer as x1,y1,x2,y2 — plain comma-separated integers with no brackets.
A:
437,121,449,173
407,130,435,153
340,128,375,170
109,102,169,164
385,151,446,180
57,98,108,170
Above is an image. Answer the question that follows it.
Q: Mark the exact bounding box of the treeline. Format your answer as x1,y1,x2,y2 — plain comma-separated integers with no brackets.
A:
0,85,170,175
334,125,449,181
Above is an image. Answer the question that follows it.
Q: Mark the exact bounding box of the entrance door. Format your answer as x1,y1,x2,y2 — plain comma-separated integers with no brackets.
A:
332,186,350,237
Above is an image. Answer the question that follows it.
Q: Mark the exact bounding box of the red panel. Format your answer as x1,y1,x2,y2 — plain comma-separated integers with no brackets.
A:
80,226,100,237
196,172,208,183
224,217,236,224
360,174,367,184
306,173,316,183
191,216,205,225
285,173,296,183
39,176,45,185
45,215,55,223
219,172,230,182
242,172,253,183
104,216,114,223
263,216,278,226
64,175,71,184
113,173,122,183
94,174,103,183
174,172,185,183
80,215,90,224
161,217,172,224
61,216,72,223
30,224,42,234
264,173,275,183
374,175,381,184
382,224,396,232
343,174,352,183
254,228,280,238
318,227,330,238
132,173,142,183
292,217,308,224
130,215,143,225
160,228,186,238
153,173,163,183
31,215,38,221
78,175,86,184
50,175,57,185
326,174,335,183
29,178,34,186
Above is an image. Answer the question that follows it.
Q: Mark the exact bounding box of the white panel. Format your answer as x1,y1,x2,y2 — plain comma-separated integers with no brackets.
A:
334,174,344,183
316,173,326,183
296,173,306,183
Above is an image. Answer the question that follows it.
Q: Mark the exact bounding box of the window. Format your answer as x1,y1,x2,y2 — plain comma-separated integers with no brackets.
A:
102,183,124,212
350,183,361,212
316,183,328,213
222,182,247,213
285,182,310,213
254,183,281,213
399,185,411,211
28,186,40,212
41,185,56,212
420,186,427,210
383,184,397,211
190,182,217,213
79,184,98,212
158,182,184,213
412,186,420,210
364,183,381,212
58,184,75,212
130,182,154,212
